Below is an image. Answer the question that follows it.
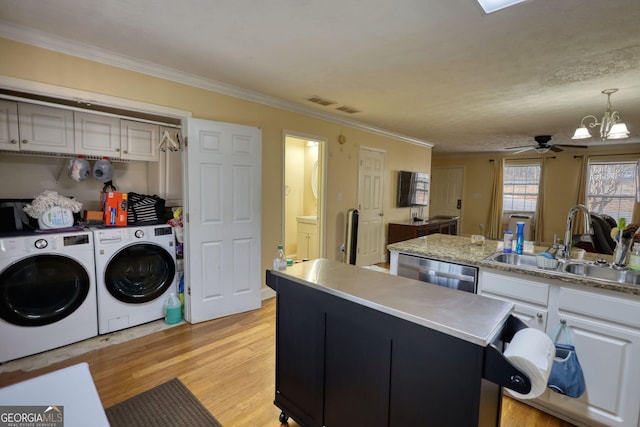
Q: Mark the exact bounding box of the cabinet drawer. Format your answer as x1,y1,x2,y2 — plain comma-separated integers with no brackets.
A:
480,271,549,306
558,287,640,328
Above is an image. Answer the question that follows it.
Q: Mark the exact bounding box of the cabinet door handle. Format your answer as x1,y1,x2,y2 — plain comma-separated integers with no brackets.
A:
115,148,120,152
560,318,567,324
10,139,17,144
536,313,543,319
22,139,28,144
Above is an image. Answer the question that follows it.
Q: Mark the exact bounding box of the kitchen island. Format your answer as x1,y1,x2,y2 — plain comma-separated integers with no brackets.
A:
266,259,532,427
388,234,640,427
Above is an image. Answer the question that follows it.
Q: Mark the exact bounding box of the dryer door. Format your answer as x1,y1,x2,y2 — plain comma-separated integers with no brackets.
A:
0,254,90,326
104,243,175,303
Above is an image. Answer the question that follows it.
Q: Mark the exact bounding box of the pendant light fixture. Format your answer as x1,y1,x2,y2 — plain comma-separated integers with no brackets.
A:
572,89,630,141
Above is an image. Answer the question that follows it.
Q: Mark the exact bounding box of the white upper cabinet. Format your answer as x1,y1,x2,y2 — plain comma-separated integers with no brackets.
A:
0,99,19,152
0,99,166,162
17,102,74,154
120,119,159,162
74,111,121,158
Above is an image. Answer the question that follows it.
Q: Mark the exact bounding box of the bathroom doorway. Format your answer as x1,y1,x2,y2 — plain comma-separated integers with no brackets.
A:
283,131,326,261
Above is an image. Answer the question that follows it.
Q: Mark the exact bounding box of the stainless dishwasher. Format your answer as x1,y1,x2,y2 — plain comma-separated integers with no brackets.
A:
397,253,478,293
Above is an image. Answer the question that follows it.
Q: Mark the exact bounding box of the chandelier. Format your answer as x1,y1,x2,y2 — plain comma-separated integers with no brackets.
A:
572,89,630,141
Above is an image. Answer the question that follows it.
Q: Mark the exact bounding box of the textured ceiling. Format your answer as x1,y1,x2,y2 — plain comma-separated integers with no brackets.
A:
0,0,639,154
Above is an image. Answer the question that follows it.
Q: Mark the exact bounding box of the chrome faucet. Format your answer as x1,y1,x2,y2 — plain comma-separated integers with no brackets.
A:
563,204,592,260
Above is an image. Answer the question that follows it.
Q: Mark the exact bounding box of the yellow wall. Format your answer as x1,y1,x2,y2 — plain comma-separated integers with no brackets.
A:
0,38,431,270
433,147,640,244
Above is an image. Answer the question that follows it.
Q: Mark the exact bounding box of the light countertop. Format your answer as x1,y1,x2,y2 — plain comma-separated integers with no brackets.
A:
270,258,513,347
388,234,640,296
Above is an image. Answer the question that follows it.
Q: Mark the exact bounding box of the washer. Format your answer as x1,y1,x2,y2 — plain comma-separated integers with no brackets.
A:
0,230,97,363
93,224,176,334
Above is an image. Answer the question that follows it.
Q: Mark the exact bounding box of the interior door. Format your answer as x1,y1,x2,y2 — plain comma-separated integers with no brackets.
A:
357,147,385,266
183,118,262,323
430,167,463,218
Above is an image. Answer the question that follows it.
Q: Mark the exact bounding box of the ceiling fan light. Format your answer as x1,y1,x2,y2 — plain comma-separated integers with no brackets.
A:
607,122,630,139
572,126,591,140
534,147,550,154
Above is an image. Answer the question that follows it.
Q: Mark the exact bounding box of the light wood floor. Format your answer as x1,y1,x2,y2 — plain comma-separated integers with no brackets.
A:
0,297,575,427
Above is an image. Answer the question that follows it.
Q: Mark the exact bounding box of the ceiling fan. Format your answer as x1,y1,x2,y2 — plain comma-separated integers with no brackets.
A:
506,135,588,154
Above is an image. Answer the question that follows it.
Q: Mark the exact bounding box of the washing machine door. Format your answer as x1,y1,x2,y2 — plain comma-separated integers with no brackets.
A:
105,243,175,303
0,254,90,326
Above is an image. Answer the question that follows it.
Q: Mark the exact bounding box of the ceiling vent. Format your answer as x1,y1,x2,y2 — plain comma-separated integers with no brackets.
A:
336,105,361,114
306,95,337,106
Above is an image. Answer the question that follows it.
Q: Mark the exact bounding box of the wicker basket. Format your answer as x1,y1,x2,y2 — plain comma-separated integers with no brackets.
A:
536,254,559,270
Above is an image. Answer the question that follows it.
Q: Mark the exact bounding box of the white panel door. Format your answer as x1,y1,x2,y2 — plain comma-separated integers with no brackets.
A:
184,118,262,323
430,167,463,218
357,147,385,266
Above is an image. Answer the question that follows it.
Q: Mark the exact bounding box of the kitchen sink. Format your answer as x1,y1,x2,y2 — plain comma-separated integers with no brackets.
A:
485,251,640,286
562,262,640,285
485,252,539,268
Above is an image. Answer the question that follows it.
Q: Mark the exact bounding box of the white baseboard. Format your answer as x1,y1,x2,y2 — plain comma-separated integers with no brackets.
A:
261,286,276,300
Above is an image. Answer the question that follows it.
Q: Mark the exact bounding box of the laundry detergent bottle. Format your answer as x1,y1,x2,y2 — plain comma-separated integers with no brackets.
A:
164,293,182,325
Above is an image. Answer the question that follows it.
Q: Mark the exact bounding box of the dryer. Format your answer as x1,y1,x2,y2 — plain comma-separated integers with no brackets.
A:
93,224,176,334
0,230,98,363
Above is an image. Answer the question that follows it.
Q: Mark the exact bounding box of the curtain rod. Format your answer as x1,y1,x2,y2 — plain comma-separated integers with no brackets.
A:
489,156,556,162
574,153,640,159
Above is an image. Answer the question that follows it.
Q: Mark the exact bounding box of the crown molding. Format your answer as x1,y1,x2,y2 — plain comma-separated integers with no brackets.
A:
0,20,433,148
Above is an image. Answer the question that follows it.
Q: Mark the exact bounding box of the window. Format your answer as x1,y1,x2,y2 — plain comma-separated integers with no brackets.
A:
413,173,430,206
586,161,637,223
503,163,541,213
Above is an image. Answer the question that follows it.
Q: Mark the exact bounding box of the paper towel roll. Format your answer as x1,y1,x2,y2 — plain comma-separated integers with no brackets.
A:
503,327,555,399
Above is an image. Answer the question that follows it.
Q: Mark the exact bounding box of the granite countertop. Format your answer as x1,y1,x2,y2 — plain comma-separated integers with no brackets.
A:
388,234,640,296
270,259,513,347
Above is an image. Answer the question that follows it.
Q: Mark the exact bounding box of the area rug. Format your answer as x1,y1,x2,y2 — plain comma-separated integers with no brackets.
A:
105,378,222,427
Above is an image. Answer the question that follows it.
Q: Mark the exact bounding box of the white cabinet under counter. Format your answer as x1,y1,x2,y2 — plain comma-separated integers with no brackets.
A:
479,270,549,332
296,215,318,260
479,267,640,427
